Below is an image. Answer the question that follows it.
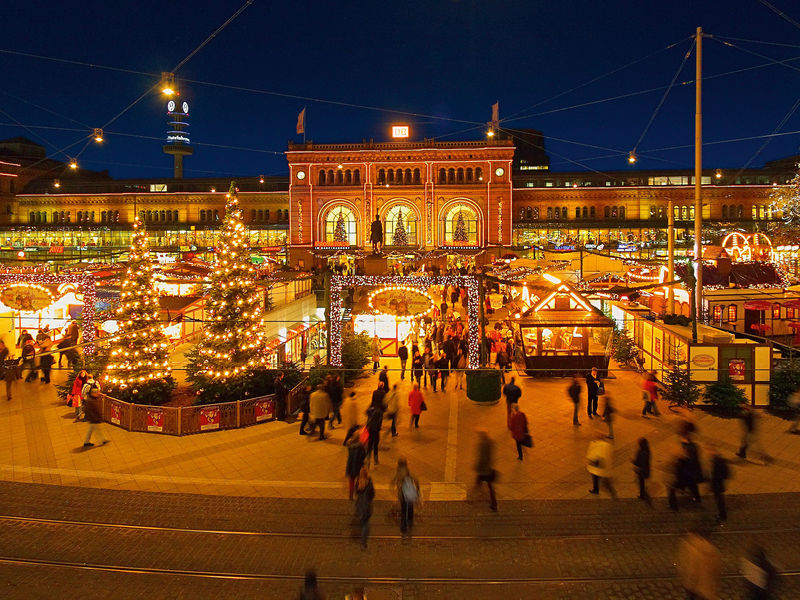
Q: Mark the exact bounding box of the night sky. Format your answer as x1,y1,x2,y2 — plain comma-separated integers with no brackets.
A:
2,0,799,179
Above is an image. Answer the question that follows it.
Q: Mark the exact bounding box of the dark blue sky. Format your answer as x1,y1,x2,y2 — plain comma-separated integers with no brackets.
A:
1,0,799,179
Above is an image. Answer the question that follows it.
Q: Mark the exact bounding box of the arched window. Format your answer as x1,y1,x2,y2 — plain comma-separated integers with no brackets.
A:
325,206,357,245
344,170,351,185
214,209,219,222
413,168,420,184
590,206,596,218
438,168,446,184
405,169,412,184
526,207,533,220
722,205,727,219
619,206,625,219
466,168,473,182
737,204,743,218
604,207,610,218
554,207,560,219
448,168,455,183
319,170,326,185
251,210,256,222
563,206,568,219
200,210,206,222
457,168,464,183
576,207,581,219
160,210,166,222
475,167,483,181
100,211,106,223
547,207,553,219
388,169,395,184
265,209,270,221
377,169,386,185
53,211,60,224
258,210,263,222
444,204,478,245
116,210,121,222
689,205,695,219
327,170,334,184
336,170,344,185
354,169,361,184
384,205,417,246
681,206,688,220
583,207,588,218
276,209,282,221
77,211,83,222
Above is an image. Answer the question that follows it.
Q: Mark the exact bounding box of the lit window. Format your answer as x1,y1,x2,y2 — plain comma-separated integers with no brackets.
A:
384,205,417,246
728,304,737,323
325,206,357,245
772,303,781,320
713,305,723,322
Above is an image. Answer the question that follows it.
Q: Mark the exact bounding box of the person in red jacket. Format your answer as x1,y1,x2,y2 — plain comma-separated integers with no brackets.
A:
408,383,425,430
508,403,529,461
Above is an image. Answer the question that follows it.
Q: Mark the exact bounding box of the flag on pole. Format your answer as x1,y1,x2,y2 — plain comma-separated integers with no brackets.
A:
490,102,499,133
296,108,306,135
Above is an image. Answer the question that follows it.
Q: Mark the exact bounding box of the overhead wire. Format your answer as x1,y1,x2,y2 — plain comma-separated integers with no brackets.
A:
758,0,800,31
735,96,800,175
631,38,695,154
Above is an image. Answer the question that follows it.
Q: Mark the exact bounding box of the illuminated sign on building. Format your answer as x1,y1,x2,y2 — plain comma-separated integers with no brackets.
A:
391,125,409,138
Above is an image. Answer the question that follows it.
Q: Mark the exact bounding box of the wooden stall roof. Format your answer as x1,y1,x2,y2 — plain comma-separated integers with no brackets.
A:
517,311,614,328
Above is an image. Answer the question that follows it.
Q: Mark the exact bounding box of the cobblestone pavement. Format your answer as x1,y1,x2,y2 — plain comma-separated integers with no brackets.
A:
0,482,798,599
1,350,799,503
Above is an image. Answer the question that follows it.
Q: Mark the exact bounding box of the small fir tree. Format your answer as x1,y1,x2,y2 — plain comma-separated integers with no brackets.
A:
103,218,174,403
661,362,702,408
333,211,348,242
453,211,468,242
393,209,408,246
187,182,268,401
611,328,638,366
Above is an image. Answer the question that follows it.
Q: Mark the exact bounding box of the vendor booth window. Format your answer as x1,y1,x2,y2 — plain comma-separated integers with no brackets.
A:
713,305,722,322
325,207,357,245
728,304,737,323
444,204,478,244
788,307,796,320
384,205,417,246
772,303,781,319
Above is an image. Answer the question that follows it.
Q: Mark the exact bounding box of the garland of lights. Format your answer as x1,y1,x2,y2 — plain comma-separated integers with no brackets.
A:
0,272,96,353
366,284,435,322
330,275,480,369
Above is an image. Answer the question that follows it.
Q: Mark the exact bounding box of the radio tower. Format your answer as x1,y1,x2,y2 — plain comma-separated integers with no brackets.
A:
162,90,193,179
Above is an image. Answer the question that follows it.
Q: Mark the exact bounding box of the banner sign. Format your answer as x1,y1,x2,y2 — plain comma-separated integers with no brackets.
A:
200,407,220,431
110,402,121,426
728,359,746,382
146,408,163,432
255,399,275,422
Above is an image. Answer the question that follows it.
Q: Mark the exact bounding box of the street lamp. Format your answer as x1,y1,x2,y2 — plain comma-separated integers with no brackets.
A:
69,160,78,170
93,128,104,143
161,71,176,96
628,151,637,164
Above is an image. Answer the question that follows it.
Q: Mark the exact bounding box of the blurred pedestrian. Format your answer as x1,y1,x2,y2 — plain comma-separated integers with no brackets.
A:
0,340,18,402
676,527,721,600
503,377,522,418
681,432,704,503
737,404,767,463
411,350,424,387
273,371,288,421
38,335,54,383
632,437,651,502
298,383,312,435
408,383,425,430
393,457,419,536
378,365,389,390
567,374,581,426
436,351,450,391
371,335,381,373
342,392,361,445
298,569,325,600
787,386,800,434
370,381,386,412
69,369,89,421
586,431,616,498
453,346,467,390
21,339,37,383
508,403,530,461
423,345,434,389
308,384,332,440
384,383,400,437
586,367,600,419
365,405,382,465
82,378,108,448
602,394,616,440
708,443,730,523
474,429,497,511
741,544,776,600
345,435,366,500
326,375,343,430
354,466,375,549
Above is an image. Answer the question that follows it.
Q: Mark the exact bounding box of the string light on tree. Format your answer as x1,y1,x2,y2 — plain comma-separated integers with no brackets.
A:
453,211,468,243
393,208,408,246
187,182,269,394
103,217,174,402
333,210,348,243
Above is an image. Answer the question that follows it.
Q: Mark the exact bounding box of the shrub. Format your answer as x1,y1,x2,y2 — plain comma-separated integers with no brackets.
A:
661,362,702,408
663,314,691,327
611,328,639,366
769,359,800,408
703,378,747,411
466,369,502,404
341,330,371,382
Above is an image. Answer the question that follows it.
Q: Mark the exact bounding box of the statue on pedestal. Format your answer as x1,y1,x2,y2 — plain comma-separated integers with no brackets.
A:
370,212,383,255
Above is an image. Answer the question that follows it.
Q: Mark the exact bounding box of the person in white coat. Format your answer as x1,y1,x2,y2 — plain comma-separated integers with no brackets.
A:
586,431,617,498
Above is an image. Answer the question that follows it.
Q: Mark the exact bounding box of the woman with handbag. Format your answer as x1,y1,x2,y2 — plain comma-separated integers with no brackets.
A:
508,403,531,461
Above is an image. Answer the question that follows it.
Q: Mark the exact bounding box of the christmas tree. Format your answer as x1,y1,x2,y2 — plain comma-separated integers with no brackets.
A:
453,211,468,242
188,182,268,401
770,165,800,242
393,209,408,246
333,210,348,242
104,218,174,403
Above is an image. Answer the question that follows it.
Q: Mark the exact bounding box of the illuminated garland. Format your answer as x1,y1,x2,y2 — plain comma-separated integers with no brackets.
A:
366,285,435,322
103,218,173,391
330,275,481,369
0,271,96,353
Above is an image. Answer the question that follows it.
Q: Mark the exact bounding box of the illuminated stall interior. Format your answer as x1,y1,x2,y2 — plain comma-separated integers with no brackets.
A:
516,277,613,377
0,282,84,347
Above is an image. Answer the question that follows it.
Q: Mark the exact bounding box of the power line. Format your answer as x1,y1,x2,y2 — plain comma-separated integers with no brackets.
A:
758,0,800,31
714,35,800,49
